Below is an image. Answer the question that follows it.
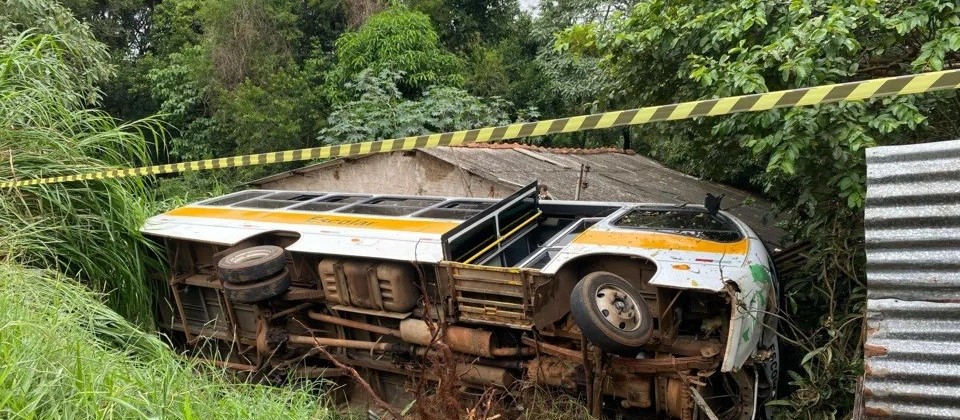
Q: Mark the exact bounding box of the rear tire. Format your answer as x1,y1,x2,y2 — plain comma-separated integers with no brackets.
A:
217,245,287,284
570,271,653,356
222,268,292,303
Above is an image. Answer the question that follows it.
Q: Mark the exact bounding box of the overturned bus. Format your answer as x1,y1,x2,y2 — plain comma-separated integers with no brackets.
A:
142,182,780,419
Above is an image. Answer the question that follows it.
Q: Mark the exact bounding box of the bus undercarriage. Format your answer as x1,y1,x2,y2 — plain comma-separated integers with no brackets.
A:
149,184,776,419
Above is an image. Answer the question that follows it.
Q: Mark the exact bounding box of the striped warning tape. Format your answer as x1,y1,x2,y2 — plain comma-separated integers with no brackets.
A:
3,69,959,188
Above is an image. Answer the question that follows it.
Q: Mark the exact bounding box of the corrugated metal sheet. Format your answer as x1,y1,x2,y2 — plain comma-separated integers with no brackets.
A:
863,139,960,419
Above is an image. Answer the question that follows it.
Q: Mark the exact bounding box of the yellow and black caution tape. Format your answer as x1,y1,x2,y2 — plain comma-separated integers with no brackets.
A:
3,69,960,189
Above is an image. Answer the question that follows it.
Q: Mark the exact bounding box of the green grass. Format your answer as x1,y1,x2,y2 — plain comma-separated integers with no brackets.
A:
0,31,167,324
0,262,336,419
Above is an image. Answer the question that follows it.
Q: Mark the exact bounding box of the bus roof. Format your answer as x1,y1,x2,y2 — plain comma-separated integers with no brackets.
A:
141,189,753,267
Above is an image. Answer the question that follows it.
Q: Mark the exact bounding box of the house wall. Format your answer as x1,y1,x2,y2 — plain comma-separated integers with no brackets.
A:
256,151,516,198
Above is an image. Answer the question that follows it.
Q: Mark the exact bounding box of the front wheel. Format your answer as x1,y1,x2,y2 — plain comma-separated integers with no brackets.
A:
569,271,654,356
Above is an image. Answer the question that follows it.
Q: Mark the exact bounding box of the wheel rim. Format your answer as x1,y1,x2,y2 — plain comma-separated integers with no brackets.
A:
594,283,642,332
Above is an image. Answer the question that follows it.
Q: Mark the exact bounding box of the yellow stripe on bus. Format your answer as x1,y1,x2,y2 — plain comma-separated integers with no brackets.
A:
573,230,749,255
165,206,460,234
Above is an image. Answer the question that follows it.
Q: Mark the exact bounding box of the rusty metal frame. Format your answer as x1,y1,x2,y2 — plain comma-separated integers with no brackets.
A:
520,336,718,374
168,241,196,343
442,262,538,329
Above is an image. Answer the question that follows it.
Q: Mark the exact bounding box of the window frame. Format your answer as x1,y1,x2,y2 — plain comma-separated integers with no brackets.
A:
611,206,745,243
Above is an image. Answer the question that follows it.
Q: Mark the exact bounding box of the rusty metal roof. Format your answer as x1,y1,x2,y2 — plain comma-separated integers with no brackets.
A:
457,142,634,155
863,139,960,418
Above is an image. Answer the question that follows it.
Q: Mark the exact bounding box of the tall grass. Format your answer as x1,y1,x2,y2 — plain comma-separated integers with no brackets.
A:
0,31,165,324
0,262,335,419
0,21,337,420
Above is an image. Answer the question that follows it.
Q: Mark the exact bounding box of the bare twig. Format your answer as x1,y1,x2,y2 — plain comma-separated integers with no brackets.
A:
293,319,402,420
466,387,497,420
412,264,463,419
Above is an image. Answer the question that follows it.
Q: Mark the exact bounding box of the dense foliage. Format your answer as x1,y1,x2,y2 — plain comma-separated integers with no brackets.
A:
328,6,464,96
319,69,515,143
145,0,327,161
5,0,960,416
1,0,114,102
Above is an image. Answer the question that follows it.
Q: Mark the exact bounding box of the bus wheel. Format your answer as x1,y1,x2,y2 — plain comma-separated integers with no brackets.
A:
217,245,287,284
222,268,292,303
570,271,653,356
